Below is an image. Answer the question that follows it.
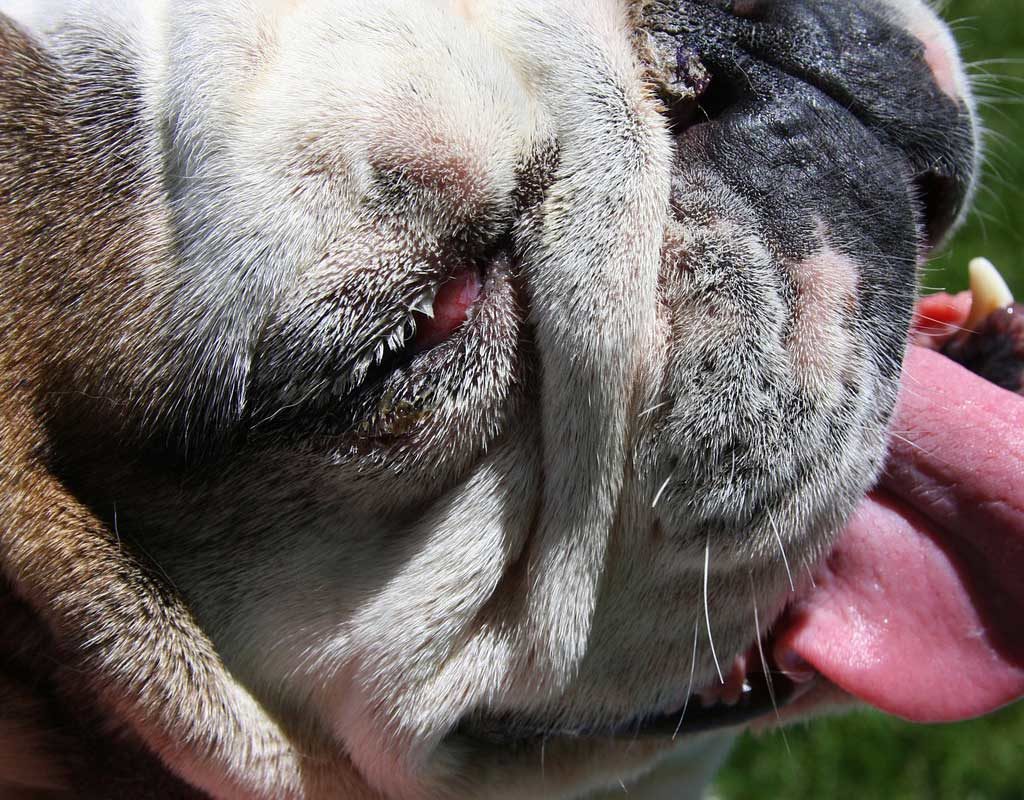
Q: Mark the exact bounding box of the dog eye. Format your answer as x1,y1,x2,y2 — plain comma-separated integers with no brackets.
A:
409,267,484,352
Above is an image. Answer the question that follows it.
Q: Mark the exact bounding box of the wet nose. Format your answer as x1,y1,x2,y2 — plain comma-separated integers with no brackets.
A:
644,0,979,250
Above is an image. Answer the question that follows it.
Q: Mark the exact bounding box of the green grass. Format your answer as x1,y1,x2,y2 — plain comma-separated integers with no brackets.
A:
718,704,1024,800
932,0,1024,295
717,3,1024,798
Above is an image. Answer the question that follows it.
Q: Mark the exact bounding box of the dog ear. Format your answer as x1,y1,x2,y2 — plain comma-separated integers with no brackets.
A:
0,15,368,798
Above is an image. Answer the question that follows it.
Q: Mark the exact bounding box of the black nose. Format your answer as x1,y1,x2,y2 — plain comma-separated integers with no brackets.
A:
641,0,978,250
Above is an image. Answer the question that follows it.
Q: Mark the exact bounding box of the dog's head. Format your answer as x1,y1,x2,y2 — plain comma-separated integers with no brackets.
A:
0,1,981,797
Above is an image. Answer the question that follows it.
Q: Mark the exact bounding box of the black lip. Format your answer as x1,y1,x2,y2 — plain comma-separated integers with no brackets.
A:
456,668,801,746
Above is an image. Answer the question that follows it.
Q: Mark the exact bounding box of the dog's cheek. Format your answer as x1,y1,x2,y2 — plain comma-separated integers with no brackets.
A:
644,167,907,646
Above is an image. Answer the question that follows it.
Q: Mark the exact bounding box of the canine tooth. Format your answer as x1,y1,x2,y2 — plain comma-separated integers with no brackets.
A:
412,289,436,318
965,257,1015,330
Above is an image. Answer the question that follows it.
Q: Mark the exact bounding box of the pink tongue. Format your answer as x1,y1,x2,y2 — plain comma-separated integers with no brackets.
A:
413,269,482,351
777,346,1024,722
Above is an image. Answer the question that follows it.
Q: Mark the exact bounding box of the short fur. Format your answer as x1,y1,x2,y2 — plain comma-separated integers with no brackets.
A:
0,1,977,798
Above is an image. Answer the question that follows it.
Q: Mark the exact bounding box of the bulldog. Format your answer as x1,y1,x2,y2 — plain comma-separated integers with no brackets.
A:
0,1,1012,798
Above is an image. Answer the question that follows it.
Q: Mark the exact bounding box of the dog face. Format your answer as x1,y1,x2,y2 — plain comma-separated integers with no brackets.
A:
0,1,978,798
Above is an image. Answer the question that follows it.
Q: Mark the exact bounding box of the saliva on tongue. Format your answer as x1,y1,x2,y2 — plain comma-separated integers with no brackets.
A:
773,279,1024,724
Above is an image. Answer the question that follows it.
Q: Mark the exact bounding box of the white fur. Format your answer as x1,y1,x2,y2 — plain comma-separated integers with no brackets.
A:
0,1,972,798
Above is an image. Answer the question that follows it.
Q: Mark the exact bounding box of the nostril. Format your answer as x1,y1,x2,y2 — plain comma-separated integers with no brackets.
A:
913,168,961,251
658,48,711,135
695,69,744,123
728,0,767,20
658,52,745,137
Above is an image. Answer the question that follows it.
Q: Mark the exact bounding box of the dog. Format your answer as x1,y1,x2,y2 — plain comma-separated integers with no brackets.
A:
0,1,982,797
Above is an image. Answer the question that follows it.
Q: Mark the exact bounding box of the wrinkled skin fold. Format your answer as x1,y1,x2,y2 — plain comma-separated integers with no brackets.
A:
0,1,992,798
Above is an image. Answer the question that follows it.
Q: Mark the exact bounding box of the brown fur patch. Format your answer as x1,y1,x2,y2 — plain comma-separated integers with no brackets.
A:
0,16,327,799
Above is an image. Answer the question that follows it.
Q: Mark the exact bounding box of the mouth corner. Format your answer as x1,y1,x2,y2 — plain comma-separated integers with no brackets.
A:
451,619,821,749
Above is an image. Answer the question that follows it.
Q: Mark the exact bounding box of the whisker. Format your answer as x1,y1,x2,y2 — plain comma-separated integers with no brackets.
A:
638,401,670,419
804,559,818,590
652,476,672,509
673,618,701,741
751,573,792,755
888,430,933,457
750,573,779,720
704,538,725,685
766,508,795,592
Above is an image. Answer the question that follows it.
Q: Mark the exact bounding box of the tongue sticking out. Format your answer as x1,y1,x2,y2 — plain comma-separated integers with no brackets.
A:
775,284,1024,723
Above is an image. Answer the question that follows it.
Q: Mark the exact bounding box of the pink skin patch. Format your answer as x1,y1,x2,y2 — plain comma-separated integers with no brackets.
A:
413,268,482,351
922,33,962,101
786,248,858,394
908,17,965,101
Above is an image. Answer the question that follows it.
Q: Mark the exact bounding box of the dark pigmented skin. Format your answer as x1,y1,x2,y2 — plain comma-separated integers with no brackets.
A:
944,305,1024,396
642,0,976,380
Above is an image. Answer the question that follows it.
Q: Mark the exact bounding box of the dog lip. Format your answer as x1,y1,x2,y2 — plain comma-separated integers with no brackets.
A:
625,669,803,739
454,641,813,745
454,673,802,746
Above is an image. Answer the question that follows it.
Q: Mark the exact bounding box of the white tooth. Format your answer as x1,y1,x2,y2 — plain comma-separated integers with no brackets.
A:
741,681,752,694
966,257,1015,330
412,289,436,318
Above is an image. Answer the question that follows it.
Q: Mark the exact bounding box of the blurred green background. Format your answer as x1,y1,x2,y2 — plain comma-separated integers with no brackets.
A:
716,2,1024,798
927,0,1024,297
